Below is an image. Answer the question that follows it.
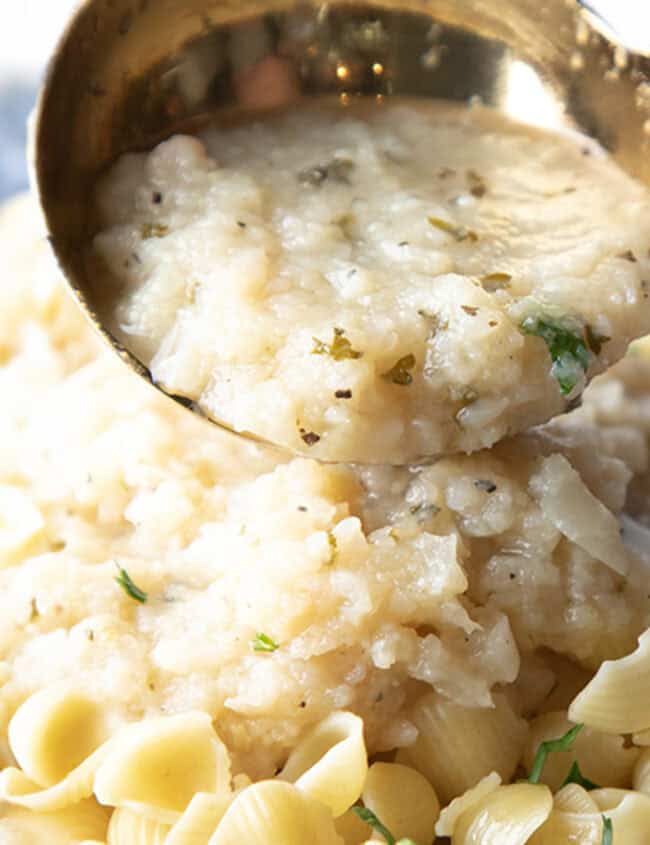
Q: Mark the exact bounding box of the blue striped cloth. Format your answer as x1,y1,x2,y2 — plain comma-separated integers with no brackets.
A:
0,81,37,201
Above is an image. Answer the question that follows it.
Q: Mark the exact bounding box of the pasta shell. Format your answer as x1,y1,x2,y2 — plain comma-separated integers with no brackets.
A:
8,685,110,788
633,749,650,795
278,711,367,818
435,773,502,837
107,807,171,845
569,629,650,734
334,808,372,845
0,798,110,844
165,792,233,845
361,762,439,844
94,712,231,824
452,783,552,845
527,809,603,845
0,742,111,812
207,780,343,845
522,710,639,791
592,790,650,843
402,692,527,804
553,784,599,814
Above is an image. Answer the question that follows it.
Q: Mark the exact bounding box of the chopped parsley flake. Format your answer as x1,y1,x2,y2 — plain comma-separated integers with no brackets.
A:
428,216,478,243
252,633,279,653
114,565,148,604
410,503,441,521
352,807,396,845
520,315,609,396
601,816,613,845
382,354,416,386
140,222,169,239
561,760,600,791
312,328,363,361
327,531,338,565
528,723,583,785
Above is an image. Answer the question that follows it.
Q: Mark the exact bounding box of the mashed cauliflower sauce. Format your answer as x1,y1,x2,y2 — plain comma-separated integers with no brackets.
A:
93,102,650,464
1,100,650,844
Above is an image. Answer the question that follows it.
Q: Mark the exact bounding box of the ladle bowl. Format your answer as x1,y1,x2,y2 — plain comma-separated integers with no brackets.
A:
33,0,650,461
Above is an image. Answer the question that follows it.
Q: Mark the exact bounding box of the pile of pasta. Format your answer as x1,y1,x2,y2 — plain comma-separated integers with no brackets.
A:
3,633,650,844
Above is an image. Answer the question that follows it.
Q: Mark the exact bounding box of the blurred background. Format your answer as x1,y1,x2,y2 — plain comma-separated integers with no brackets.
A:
0,0,646,202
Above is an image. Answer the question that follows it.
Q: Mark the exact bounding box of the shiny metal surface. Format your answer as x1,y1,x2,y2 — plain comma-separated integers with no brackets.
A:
34,0,650,452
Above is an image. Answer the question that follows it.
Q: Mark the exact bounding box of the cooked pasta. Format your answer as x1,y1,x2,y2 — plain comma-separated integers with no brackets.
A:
361,762,439,844
106,808,170,845
207,780,342,845
0,799,110,845
450,783,552,844
569,629,650,734
0,689,113,815
7,686,110,788
592,789,650,839
93,712,231,824
523,710,639,791
435,772,502,837
165,793,232,845
633,749,650,795
278,711,367,818
400,692,527,804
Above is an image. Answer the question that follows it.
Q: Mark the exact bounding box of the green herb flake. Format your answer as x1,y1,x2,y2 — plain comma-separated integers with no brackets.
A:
481,272,512,292
520,316,594,396
140,223,169,240
561,760,600,791
601,816,613,845
312,328,363,361
114,565,148,604
352,807,396,845
428,216,478,243
527,723,583,785
252,633,279,653
327,531,338,565
409,503,441,522
382,354,416,386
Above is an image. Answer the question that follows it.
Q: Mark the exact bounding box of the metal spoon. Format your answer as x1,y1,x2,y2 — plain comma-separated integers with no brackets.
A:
33,0,650,461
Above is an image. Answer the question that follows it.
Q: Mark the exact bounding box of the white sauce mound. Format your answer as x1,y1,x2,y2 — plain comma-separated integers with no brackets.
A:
3,196,650,790
93,102,650,463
